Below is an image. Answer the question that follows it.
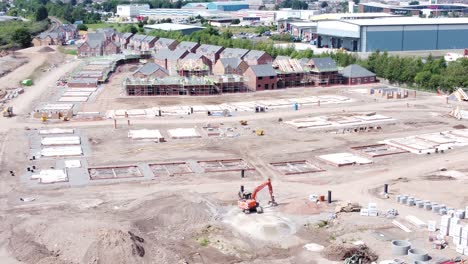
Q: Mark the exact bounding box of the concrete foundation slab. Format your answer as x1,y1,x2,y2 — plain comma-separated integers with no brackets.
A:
31,169,68,183
149,162,193,177
58,96,89,102
351,144,408,157
65,160,81,168
167,128,201,139
128,129,164,141
41,146,83,157
39,128,74,135
197,159,254,173
41,136,81,146
317,153,373,167
270,160,325,175
88,165,143,180
62,91,93,97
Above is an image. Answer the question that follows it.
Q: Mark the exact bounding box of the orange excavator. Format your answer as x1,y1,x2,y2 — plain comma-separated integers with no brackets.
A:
238,178,277,214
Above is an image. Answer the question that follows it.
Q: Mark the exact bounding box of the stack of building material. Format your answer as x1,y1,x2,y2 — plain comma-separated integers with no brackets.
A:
360,202,378,217
31,169,68,183
440,215,468,255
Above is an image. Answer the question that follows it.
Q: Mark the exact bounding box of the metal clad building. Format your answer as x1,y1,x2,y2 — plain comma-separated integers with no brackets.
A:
317,18,468,52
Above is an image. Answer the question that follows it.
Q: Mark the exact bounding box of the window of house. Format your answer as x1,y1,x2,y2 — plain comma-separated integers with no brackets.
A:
364,78,368,82
257,84,261,88
352,79,355,83
265,84,269,90
270,76,274,79
258,77,263,80
370,77,374,81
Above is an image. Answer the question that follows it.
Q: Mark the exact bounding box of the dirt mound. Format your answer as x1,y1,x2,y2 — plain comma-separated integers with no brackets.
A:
83,229,149,264
38,46,55,53
223,209,297,241
8,230,65,264
131,195,214,235
453,124,466,129
322,244,378,263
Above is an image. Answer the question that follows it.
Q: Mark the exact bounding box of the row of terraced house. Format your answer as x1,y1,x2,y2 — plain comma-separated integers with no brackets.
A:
76,29,378,95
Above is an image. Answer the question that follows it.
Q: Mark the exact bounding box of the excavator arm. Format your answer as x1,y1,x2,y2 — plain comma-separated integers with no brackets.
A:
251,178,275,204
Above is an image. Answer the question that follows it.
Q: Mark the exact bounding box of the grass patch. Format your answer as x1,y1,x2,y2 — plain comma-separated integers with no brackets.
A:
198,237,209,247
218,26,258,34
85,23,134,33
57,46,77,56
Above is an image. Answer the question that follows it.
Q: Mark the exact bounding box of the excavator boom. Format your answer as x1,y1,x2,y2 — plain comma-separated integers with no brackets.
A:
251,178,274,201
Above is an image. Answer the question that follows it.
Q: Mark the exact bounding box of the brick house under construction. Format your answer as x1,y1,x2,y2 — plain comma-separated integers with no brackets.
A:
124,75,246,96
273,57,311,88
177,53,212,77
306,57,342,86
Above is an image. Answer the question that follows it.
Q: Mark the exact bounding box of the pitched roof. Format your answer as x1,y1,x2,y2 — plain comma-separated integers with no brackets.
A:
132,34,148,41
249,64,277,77
142,35,157,43
135,62,168,75
38,31,61,39
275,55,291,60
86,33,106,48
244,50,268,61
121,32,134,39
220,48,249,58
197,44,224,54
177,41,199,51
182,52,203,60
218,58,243,69
340,64,376,78
87,32,106,42
310,57,338,72
155,38,178,46
154,48,187,60
273,58,306,73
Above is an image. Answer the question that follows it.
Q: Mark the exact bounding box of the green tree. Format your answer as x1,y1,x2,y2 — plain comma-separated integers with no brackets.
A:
320,1,328,8
232,19,240,25
35,5,48,21
12,27,32,48
409,1,419,5
77,24,88,31
221,30,233,39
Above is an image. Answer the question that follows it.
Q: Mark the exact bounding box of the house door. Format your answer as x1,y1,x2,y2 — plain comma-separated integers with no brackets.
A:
357,78,361,85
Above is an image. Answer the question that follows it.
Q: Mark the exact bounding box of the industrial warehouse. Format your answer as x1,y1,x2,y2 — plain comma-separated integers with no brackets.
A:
316,17,468,52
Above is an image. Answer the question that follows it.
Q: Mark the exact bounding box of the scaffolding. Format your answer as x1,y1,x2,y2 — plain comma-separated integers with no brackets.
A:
124,74,249,96
274,59,312,88
177,59,210,78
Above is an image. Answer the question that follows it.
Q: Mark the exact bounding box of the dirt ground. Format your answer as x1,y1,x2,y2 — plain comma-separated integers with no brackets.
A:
0,48,467,264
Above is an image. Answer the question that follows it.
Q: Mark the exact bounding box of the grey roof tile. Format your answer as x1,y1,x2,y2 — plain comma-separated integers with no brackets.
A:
220,48,249,58
249,64,277,77
135,62,168,75
218,58,242,69
340,64,376,78
244,50,267,60
310,57,338,72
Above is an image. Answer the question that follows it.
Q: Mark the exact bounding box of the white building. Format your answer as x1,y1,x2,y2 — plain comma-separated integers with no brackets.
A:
116,4,150,18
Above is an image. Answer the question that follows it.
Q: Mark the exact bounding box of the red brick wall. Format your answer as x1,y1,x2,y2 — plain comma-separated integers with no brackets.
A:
344,76,376,85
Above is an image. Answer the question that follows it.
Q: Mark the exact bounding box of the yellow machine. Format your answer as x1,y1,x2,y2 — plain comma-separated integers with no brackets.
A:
2,107,13,117
255,129,264,136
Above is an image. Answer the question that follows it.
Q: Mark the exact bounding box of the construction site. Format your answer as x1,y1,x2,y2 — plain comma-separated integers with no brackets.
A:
0,46,468,264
